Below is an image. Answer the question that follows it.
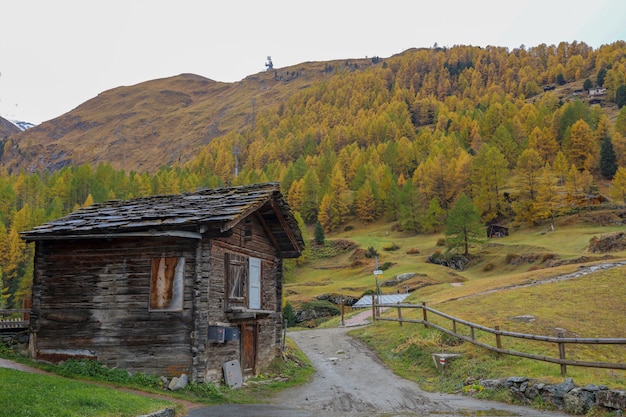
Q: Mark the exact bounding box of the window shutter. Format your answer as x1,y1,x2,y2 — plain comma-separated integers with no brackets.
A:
248,257,261,309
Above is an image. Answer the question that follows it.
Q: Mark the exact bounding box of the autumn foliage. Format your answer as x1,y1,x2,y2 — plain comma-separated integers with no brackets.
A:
2,41,626,306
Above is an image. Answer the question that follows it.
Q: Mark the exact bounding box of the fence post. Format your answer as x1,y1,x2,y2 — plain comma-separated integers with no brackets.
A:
421,302,428,328
495,325,502,356
470,326,475,340
371,294,376,321
558,332,567,377
341,297,345,327
282,319,287,352
397,304,403,326
452,319,457,334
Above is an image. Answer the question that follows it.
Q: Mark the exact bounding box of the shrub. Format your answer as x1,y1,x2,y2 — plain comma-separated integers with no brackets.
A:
283,301,297,327
436,238,446,247
300,300,340,316
483,262,494,272
182,382,226,401
505,253,518,264
365,246,379,258
383,243,400,251
380,262,393,271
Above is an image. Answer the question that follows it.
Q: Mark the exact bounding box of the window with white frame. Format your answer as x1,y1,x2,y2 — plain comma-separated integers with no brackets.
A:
225,253,261,309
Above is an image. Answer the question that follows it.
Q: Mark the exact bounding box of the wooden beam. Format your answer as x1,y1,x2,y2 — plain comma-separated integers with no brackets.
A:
219,197,272,233
269,199,303,253
254,212,281,252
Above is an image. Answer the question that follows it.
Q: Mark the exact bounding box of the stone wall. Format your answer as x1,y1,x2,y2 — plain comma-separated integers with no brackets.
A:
478,377,626,415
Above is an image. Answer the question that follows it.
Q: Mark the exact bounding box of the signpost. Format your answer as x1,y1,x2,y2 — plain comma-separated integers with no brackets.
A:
373,257,382,317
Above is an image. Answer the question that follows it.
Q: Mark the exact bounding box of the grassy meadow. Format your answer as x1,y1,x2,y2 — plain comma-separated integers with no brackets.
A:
286,211,626,391
0,368,178,417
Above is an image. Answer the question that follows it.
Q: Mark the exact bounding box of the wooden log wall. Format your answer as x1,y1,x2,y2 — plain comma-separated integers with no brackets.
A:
31,236,196,377
202,216,282,382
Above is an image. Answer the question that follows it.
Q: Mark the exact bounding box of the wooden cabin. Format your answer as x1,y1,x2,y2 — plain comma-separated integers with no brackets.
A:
487,224,509,238
21,182,304,383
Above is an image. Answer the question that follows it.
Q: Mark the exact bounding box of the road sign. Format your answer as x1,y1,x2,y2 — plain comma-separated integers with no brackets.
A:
373,270,383,275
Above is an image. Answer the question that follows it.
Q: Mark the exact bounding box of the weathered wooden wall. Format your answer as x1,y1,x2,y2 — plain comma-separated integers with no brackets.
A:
30,213,286,383
30,236,196,377
202,216,282,382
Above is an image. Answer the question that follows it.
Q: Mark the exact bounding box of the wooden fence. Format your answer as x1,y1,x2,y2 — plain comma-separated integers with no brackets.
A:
0,309,30,330
372,297,626,376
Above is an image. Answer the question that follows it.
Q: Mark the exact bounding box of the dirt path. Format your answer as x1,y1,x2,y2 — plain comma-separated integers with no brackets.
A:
190,326,569,417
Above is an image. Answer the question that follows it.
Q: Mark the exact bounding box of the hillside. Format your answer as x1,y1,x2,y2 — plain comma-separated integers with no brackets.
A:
0,115,20,142
0,58,374,173
2,40,626,318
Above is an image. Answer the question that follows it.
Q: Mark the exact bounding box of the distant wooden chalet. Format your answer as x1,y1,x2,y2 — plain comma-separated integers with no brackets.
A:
21,182,304,383
487,224,509,238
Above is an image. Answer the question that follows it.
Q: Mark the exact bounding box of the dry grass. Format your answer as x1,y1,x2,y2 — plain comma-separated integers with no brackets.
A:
4,59,374,173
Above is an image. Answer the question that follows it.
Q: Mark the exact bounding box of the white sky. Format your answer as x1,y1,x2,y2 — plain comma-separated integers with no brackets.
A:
1,0,625,124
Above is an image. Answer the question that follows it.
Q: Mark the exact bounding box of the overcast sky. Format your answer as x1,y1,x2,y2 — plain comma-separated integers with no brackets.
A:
1,0,625,124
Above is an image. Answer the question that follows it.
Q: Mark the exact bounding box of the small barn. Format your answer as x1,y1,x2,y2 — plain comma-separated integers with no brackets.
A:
487,224,509,238
21,182,304,383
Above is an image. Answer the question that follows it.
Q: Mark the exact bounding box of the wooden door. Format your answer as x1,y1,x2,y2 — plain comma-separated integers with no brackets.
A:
240,321,257,375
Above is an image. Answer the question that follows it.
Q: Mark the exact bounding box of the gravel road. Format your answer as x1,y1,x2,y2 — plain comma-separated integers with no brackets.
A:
188,326,570,417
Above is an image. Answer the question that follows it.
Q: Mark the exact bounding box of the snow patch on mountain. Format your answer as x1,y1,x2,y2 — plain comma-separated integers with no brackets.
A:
11,120,36,131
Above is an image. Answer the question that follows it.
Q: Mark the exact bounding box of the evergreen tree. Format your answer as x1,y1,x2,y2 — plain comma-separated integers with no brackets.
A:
282,301,296,327
599,137,618,180
445,193,484,256
617,85,626,108
313,221,325,245
384,179,401,221
398,180,421,233
300,170,320,224
597,67,607,87
470,145,508,222
354,181,376,222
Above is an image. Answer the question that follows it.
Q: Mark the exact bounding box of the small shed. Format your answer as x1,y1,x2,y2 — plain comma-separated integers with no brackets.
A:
21,182,304,383
487,224,509,238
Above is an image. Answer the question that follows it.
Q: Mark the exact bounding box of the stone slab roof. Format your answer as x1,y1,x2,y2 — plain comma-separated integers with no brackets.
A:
21,182,304,257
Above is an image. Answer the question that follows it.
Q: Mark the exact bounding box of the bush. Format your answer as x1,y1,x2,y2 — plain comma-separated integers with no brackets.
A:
380,262,393,271
365,246,379,258
383,243,400,251
505,253,518,264
283,301,297,327
182,382,226,401
482,262,494,272
436,238,446,247
300,300,340,316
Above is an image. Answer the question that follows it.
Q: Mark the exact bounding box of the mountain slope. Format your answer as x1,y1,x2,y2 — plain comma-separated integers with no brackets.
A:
0,58,374,173
0,115,21,140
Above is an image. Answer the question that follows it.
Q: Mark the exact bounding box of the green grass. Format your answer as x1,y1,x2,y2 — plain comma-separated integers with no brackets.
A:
287,212,626,392
0,336,314,414
0,367,176,417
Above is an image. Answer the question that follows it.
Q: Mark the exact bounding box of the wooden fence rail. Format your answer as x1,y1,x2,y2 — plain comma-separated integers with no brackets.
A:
0,309,30,330
373,299,626,376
